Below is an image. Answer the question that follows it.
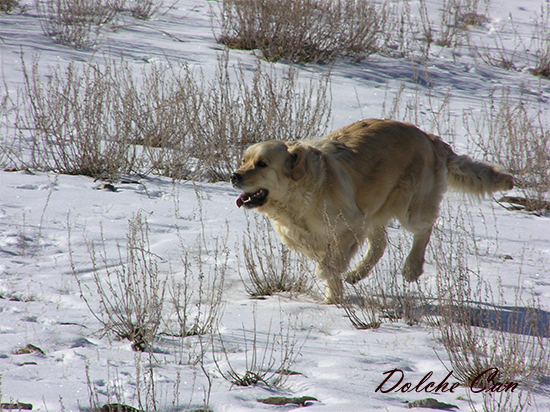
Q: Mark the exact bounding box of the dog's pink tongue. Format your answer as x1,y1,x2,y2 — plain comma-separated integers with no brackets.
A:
236,193,246,208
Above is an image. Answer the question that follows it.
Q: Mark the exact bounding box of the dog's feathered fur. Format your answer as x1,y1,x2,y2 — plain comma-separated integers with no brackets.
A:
231,119,513,303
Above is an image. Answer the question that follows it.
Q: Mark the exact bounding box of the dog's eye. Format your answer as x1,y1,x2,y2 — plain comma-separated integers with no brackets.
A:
256,160,268,168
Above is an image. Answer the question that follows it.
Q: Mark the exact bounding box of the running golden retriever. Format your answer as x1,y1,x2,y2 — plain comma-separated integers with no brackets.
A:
231,119,513,303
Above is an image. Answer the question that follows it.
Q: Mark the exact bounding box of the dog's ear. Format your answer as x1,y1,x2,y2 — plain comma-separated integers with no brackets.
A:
286,144,307,181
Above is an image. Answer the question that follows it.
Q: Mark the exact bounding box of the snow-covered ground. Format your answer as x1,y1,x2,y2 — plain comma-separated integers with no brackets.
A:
1,0,549,411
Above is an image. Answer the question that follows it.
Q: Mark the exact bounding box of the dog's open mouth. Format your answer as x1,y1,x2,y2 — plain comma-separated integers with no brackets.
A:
236,189,269,208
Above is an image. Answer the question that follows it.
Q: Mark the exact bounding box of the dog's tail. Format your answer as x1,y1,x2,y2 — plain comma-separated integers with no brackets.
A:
431,135,514,197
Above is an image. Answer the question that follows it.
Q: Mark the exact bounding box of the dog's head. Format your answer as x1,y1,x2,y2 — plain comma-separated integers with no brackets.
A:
230,141,308,210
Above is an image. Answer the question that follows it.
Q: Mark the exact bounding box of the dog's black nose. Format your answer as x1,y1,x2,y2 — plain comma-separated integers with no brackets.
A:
230,172,241,187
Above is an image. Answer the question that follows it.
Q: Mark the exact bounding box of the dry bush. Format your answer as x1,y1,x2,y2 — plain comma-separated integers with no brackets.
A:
73,211,167,352
214,308,306,387
341,230,431,329
239,213,316,298
419,0,489,49
529,3,550,78
123,53,331,180
37,0,116,48
165,218,227,366
85,352,214,412
19,57,138,179
469,4,550,78
37,0,162,49
126,0,162,19
15,52,330,181
217,0,384,63
0,82,14,166
432,204,549,411
468,12,527,73
0,0,18,12
108,0,163,20
463,86,550,211
108,60,197,179
164,246,224,354
186,54,331,180
71,207,226,355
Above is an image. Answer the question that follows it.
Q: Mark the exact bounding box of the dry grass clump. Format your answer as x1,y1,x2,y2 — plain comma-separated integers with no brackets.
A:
469,3,550,79
185,55,331,181
214,309,307,387
0,0,18,12
463,86,550,212
37,0,116,48
217,0,384,63
431,204,549,411
37,0,162,48
19,57,138,179
341,230,431,329
529,4,550,78
124,0,162,19
13,52,330,181
71,210,226,353
240,214,316,298
74,211,167,352
419,0,489,49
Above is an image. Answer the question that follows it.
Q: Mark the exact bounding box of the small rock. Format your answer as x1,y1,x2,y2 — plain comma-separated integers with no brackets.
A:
94,183,117,192
1,403,33,410
100,404,140,412
407,398,458,410
258,396,319,406
13,344,45,356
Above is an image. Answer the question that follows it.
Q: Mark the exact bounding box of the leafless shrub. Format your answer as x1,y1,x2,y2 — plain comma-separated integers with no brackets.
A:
419,0,458,48
108,0,162,19
37,0,116,48
71,202,227,356
73,211,167,351
432,204,549,411
342,230,430,329
125,53,331,180
19,56,139,179
240,213,316,298
377,0,423,59
529,4,550,78
164,221,227,366
186,53,331,180
419,0,488,49
214,308,307,387
217,0,384,63
108,60,197,180
15,52,330,181
469,14,525,71
469,4,550,79
127,0,162,19
0,0,18,12
463,86,550,211
0,82,15,167
85,352,213,412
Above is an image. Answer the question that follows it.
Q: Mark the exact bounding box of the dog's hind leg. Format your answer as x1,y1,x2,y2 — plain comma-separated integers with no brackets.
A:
402,226,432,282
344,226,387,284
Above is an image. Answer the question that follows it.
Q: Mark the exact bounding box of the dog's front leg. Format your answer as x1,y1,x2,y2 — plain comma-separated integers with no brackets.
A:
345,226,387,284
316,263,344,304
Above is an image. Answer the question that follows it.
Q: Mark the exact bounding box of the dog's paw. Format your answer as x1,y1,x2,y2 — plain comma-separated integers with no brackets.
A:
344,270,361,285
321,296,342,305
344,267,372,284
402,262,422,282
